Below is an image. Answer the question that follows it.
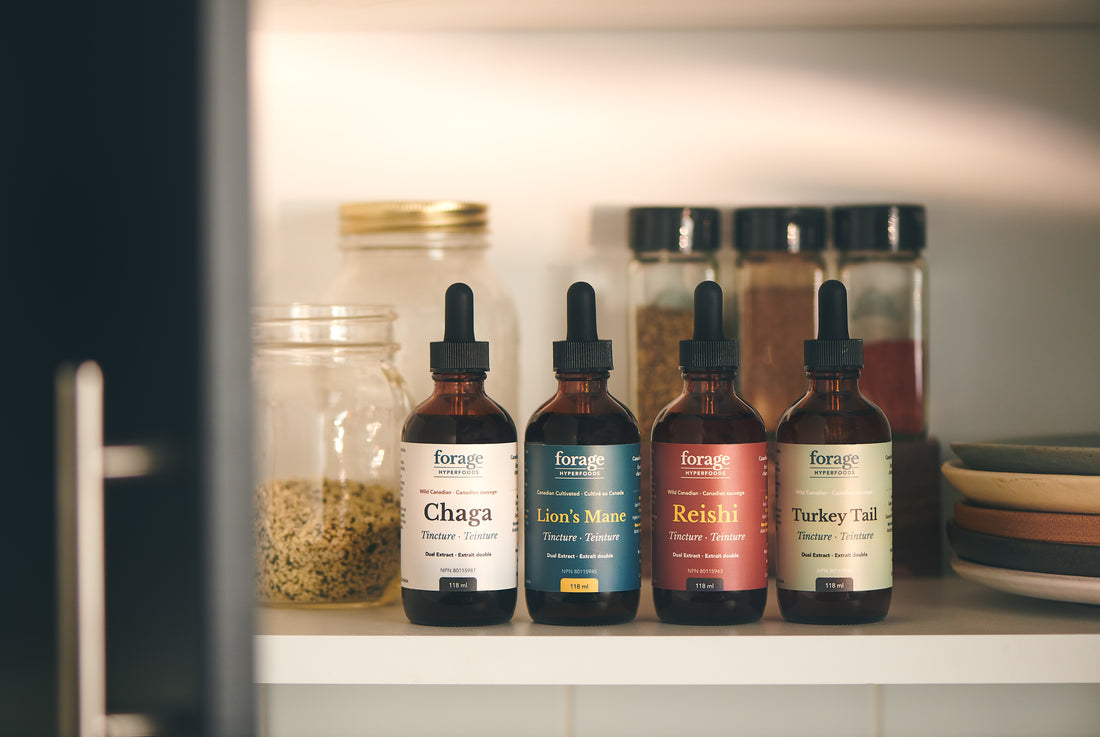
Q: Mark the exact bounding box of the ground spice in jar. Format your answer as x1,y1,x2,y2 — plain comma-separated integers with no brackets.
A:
860,339,925,438
834,203,928,440
635,304,695,432
738,286,816,432
733,207,826,434
254,477,400,606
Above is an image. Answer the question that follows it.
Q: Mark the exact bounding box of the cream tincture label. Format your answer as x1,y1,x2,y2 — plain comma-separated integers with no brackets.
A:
400,442,519,593
775,442,892,593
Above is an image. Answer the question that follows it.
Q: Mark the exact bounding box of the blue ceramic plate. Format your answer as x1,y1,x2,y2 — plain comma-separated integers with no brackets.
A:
947,521,1100,578
951,433,1100,476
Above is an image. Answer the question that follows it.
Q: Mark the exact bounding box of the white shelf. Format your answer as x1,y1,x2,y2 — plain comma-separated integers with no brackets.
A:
255,577,1100,686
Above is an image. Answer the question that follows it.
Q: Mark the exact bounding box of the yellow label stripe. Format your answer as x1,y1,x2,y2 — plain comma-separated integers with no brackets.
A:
560,578,598,593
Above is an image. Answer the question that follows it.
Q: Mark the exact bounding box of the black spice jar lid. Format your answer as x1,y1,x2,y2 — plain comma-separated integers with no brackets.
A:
733,207,827,253
833,204,926,252
628,207,721,254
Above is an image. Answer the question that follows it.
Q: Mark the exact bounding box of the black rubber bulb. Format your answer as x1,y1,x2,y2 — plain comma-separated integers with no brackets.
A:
817,279,851,341
565,281,599,342
692,281,725,341
443,282,476,342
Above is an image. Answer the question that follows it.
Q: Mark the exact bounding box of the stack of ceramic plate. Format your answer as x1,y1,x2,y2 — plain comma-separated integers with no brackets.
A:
942,433,1100,606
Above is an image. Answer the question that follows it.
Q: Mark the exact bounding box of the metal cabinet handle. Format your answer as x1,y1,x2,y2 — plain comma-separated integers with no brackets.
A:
56,362,163,737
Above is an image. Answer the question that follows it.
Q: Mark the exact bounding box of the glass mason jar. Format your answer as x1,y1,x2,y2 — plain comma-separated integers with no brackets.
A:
325,201,519,414
626,206,720,434
252,305,412,607
734,207,827,434
834,204,928,440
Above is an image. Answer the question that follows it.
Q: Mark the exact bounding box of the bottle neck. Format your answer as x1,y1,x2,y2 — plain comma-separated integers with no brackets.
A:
806,369,862,394
554,371,610,393
681,369,736,393
430,371,488,395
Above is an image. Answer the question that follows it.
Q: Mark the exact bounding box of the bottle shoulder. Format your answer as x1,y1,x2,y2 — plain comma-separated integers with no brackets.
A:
403,395,518,444
525,392,640,446
776,391,891,445
411,390,514,418
528,388,637,421
651,392,766,444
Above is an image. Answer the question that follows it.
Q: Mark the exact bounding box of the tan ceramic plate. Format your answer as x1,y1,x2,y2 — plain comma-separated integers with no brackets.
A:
942,459,1100,515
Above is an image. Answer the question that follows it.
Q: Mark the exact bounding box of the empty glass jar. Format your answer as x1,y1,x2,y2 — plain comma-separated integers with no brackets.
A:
325,201,519,413
252,305,412,607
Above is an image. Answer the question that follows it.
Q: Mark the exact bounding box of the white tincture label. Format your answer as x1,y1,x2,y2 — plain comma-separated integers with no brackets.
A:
775,442,893,593
400,442,519,593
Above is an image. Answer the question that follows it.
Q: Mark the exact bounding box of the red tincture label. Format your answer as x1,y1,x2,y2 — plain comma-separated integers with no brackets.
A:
652,442,768,592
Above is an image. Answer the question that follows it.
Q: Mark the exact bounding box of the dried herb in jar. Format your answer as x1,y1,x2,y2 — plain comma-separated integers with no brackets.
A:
635,304,695,432
254,477,400,606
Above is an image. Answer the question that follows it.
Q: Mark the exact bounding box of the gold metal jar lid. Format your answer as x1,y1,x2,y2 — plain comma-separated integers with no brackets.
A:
339,201,488,235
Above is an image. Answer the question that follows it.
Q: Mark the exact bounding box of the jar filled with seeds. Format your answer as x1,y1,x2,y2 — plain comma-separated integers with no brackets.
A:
253,305,412,607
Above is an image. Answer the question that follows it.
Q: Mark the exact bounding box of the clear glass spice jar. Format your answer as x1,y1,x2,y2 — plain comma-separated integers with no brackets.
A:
834,204,928,440
626,206,720,434
734,207,827,434
252,305,412,607
627,207,720,580
325,201,519,413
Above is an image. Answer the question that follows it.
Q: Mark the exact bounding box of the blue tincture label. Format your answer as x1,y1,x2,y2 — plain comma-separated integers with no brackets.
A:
524,443,641,593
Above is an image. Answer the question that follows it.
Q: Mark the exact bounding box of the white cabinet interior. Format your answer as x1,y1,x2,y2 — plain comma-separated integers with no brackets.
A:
249,6,1100,735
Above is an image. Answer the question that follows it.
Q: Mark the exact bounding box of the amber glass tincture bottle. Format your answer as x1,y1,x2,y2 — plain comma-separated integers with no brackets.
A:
651,281,768,624
401,283,518,626
525,281,641,625
775,280,893,624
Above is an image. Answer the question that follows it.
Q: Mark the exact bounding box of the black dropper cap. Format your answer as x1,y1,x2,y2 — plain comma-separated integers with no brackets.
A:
679,281,738,370
833,204,926,252
429,282,490,372
804,280,863,370
552,282,613,372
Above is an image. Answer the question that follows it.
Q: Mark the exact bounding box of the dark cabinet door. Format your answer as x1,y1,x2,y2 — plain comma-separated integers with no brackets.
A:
2,1,254,735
